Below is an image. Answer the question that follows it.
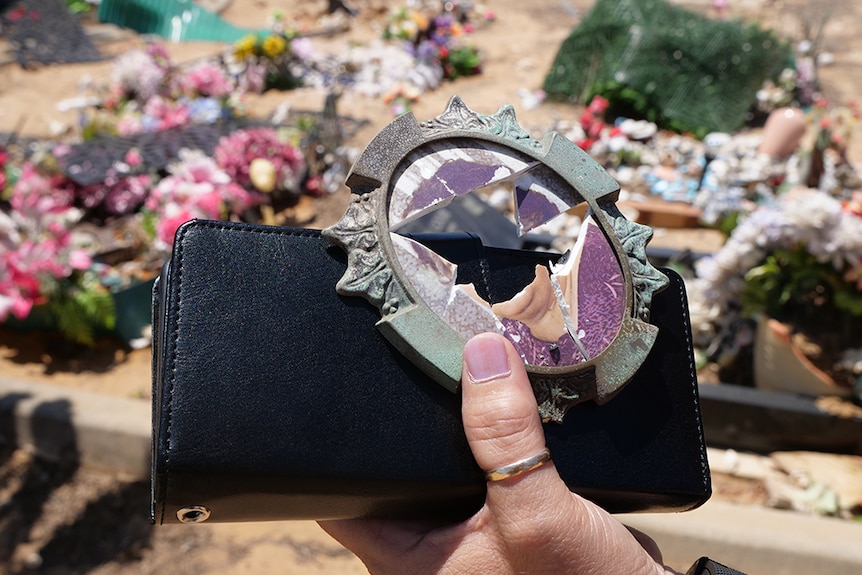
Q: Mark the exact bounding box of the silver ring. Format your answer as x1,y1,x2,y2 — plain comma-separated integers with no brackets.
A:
484,448,552,482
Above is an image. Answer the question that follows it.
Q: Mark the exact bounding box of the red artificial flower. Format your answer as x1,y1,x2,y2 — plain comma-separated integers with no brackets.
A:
588,95,610,115
575,138,595,151
7,6,26,21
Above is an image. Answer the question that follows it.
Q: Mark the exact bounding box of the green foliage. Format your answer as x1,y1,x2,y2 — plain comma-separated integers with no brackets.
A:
742,246,862,327
443,45,481,80
66,0,92,15
140,210,159,240
47,273,116,347
543,0,792,137
715,210,742,238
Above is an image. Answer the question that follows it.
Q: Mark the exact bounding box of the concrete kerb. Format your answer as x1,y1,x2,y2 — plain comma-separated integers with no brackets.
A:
1,375,861,575
0,375,150,478
620,500,862,575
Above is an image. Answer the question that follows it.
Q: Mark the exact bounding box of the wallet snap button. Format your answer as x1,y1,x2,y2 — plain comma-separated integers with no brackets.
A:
177,505,211,523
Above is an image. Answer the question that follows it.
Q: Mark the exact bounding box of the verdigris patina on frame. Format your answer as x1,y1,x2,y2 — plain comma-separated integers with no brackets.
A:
323,96,668,423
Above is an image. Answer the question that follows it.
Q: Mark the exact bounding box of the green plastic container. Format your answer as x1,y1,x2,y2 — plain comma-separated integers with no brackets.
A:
98,0,263,43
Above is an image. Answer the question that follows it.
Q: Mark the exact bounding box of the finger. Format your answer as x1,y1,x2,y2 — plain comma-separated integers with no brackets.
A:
460,333,572,519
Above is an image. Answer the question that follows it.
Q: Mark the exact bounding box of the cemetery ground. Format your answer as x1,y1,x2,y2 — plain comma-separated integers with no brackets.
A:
2,0,862,573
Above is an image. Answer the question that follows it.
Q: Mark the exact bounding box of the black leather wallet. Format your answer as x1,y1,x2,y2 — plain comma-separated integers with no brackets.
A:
151,219,711,524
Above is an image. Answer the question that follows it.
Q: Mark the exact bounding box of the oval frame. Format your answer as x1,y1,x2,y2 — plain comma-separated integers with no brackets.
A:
323,97,668,422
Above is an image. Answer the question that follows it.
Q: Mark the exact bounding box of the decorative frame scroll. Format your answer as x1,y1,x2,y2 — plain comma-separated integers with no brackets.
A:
323,97,668,422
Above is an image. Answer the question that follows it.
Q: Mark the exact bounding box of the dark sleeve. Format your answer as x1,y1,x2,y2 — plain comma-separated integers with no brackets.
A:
686,557,747,575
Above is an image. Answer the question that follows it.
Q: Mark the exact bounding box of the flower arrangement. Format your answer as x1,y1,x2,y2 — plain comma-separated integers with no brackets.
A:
230,26,310,93
0,160,115,345
688,187,862,387
574,95,612,152
213,127,306,197
84,43,243,139
383,5,485,82
143,148,262,250
2,116,333,347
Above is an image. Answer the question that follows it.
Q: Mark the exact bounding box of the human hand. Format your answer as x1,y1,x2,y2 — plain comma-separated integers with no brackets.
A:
319,332,683,575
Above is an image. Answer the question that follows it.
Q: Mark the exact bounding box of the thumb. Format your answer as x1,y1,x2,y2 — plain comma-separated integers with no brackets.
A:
461,334,672,575
460,333,572,522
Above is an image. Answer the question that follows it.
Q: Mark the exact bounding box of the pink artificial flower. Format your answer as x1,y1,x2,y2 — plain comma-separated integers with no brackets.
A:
145,42,173,71
290,37,314,62
116,115,145,137
181,62,234,98
143,95,170,119
0,286,35,321
143,96,190,131
239,62,267,95
160,106,190,131
214,128,307,195
146,149,265,247
112,49,166,102
10,163,74,217
124,148,144,168
170,149,230,185
104,174,152,215
68,249,92,270
142,95,190,130
157,209,194,245
78,184,107,209
220,182,260,215
9,296,33,320
191,190,224,219
304,173,324,197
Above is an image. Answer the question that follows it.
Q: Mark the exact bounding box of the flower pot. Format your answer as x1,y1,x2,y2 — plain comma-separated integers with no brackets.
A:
753,318,853,397
2,304,56,332
112,277,156,348
2,278,155,348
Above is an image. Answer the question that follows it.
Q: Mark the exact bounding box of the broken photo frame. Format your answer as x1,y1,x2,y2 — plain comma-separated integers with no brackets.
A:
151,97,711,524
324,96,670,424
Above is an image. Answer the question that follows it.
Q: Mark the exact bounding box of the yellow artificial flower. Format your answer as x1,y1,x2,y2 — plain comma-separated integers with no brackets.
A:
262,34,288,58
234,35,257,60
412,11,429,32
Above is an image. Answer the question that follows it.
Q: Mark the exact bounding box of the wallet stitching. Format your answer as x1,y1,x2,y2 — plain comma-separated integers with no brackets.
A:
161,226,186,524
674,272,710,497
478,257,494,303
190,219,322,239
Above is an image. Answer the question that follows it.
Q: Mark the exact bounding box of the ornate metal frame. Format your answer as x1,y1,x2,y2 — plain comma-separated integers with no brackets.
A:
324,97,668,422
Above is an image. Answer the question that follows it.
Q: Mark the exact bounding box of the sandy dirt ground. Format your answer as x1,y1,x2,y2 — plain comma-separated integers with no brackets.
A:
1,0,861,573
